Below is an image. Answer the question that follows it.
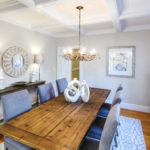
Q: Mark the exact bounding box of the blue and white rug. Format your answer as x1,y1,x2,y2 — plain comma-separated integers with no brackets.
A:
0,116,146,150
114,116,146,150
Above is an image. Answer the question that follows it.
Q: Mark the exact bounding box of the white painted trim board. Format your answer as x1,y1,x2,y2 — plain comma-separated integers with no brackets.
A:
121,102,150,113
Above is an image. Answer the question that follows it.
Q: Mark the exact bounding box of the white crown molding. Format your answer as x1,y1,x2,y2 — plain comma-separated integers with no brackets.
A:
55,33,77,38
34,29,58,38
121,102,150,113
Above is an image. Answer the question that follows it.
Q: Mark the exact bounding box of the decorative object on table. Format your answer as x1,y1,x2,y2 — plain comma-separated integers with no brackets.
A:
64,78,81,102
62,6,99,61
80,80,90,103
2,46,30,77
64,78,90,103
107,46,135,78
34,54,43,81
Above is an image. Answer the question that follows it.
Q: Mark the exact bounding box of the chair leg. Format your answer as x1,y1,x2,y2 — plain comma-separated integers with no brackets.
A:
5,147,8,150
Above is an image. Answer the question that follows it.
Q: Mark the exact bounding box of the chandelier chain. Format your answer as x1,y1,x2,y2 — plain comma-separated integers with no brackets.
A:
79,8,81,51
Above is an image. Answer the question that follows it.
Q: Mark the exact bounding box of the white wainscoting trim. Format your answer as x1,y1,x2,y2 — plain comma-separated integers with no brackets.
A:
121,102,150,113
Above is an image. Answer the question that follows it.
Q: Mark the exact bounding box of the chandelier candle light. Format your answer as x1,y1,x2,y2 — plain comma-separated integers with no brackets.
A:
62,6,99,61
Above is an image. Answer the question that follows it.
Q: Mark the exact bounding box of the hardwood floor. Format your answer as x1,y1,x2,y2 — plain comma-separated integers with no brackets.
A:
121,109,150,150
0,109,149,149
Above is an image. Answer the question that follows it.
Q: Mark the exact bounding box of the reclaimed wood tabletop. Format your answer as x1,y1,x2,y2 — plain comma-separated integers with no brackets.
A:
0,88,110,150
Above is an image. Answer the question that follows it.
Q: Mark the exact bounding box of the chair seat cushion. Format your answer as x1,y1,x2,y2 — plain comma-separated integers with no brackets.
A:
86,125,102,141
79,138,99,150
4,136,34,150
97,106,109,118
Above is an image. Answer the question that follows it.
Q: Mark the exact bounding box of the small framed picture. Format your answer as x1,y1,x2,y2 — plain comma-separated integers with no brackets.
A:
106,46,135,78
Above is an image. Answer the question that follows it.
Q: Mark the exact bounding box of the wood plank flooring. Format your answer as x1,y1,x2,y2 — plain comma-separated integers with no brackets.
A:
0,109,149,149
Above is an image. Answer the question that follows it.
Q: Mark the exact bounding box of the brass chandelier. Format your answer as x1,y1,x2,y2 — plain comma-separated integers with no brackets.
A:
62,6,99,61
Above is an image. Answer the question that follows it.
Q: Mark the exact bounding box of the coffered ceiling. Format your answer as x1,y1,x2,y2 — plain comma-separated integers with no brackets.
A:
0,0,150,38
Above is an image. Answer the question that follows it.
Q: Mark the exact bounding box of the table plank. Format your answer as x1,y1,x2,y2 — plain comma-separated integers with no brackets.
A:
46,89,108,149
0,88,110,150
0,124,70,150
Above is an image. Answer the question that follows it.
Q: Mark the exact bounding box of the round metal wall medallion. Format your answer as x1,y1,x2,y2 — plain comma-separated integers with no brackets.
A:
2,46,30,77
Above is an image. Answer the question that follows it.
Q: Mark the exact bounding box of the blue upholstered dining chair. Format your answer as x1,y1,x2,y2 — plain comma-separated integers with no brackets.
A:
79,104,120,150
2,90,34,150
38,82,55,104
97,83,123,118
56,78,68,95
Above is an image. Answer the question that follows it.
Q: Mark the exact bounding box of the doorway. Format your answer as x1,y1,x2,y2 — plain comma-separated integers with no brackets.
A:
71,49,80,80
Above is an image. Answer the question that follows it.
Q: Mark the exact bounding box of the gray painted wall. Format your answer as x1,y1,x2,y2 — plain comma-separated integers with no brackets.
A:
0,21,57,119
56,30,150,110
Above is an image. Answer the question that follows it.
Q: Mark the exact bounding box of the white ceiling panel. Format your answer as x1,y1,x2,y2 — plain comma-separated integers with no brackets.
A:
123,0,150,13
7,10,59,26
45,0,110,24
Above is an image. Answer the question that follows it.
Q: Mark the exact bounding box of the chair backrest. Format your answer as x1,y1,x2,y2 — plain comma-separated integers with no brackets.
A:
116,83,123,92
111,92,122,107
56,78,68,95
38,82,55,104
99,104,120,150
2,90,32,123
111,84,123,107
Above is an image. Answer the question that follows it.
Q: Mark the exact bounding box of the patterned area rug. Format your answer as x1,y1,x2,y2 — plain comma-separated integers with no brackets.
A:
0,116,146,150
114,116,146,150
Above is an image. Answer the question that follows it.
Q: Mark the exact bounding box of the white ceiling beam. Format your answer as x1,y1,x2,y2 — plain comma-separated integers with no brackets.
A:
86,29,116,35
31,24,64,30
16,0,35,7
105,0,125,32
35,7,86,34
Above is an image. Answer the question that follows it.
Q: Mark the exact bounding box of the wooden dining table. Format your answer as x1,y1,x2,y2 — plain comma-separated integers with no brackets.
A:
0,88,110,150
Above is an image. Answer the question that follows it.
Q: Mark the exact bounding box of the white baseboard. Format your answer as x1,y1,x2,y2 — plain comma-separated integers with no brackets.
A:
121,102,150,113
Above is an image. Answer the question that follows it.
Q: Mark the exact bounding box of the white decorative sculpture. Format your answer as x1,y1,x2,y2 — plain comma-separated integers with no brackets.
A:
64,78,90,103
64,78,81,102
80,80,90,103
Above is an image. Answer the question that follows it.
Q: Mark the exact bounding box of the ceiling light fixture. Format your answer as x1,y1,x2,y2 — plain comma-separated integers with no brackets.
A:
62,6,99,61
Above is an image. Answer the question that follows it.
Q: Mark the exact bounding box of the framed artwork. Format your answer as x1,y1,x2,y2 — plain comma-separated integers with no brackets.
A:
106,46,135,78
